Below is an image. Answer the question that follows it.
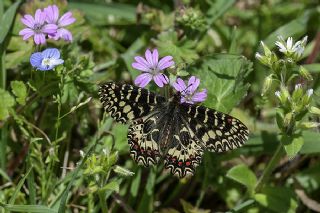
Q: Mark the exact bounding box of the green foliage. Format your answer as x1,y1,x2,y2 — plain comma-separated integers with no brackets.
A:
226,164,257,195
0,0,319,212
190,54,252,113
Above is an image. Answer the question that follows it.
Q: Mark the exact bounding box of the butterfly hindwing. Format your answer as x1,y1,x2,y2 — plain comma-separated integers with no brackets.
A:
182,104,249,152
127,112,162,167
164,116,204,178
99,83,165,123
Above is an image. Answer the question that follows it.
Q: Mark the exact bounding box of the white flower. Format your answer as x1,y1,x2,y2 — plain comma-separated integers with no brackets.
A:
295,84,302,90
255,53,263,59
79,150,84,157
275,91,281,98
275,36,308,59
307,89,313,97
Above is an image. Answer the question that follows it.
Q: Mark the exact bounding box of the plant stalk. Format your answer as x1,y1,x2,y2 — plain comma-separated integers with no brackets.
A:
255,143,283,192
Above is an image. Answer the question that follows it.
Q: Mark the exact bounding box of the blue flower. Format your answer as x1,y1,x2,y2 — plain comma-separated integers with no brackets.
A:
30,48,64,71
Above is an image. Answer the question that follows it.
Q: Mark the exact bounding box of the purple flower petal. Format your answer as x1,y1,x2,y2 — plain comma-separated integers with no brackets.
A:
21,15,35,28
153,73,169,87
132,62,150,72
152,49,159,68
30,52,43,67
44,5,59,24
134,73,153,88
34,33,46,45
145,49,154,68
19,28,34,36
134,56,151,69
187,76,200,93
57,28,73,41
58,12,76,27
34,9,45,25
172,78,187,92
42,48,60,59
191,89,207,103
158,56,174,70
42,23,58,34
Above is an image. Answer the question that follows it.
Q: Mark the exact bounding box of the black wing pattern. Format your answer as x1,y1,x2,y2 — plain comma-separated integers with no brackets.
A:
99,83,165,124
99,82,249,178
181,104,249,153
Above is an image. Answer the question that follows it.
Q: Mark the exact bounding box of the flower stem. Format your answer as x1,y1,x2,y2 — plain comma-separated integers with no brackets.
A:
255,143,283,192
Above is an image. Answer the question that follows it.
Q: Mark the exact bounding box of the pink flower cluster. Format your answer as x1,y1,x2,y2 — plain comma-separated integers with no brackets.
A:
132,49,207,104
19,5,76,45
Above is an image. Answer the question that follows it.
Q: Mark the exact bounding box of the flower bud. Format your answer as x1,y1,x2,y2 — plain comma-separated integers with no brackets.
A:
113,166,134,176
262,74,273,95
299,66,313,81
299,121,320,129
309,106,320,115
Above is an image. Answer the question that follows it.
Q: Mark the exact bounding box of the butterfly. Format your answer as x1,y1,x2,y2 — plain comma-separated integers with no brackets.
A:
98,82,249,178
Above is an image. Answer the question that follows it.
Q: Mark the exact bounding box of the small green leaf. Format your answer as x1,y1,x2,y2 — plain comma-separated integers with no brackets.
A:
130,169,141,197
0,88,15,120
226,164,257,194
254,187,298,213
281,135,304,158
101,181,119,193
113,165,134,176
11,81,27,105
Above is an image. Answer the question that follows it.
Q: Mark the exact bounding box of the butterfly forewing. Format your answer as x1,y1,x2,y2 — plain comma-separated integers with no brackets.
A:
99,83,165,123
99,82,249,178
181,104,249,152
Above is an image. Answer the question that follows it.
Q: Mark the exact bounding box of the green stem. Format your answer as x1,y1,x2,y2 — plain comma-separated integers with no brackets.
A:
255,144,283,192
98,190,108,213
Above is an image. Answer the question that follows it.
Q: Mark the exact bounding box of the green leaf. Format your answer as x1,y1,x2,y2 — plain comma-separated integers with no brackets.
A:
101,181,119,193
226,164,257,195
300,131,320,154
281,135,304,158
303,63,320,73
68,2,135,26
10,81,27,105
154,31,199,64
9,167,33,205
190,54,252,113
0,203,56,213
0,1,21,44
0,88,15,120
254,187,298,213
130,169,141,197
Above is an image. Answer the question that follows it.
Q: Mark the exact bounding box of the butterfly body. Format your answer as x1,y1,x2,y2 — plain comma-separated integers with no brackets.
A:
99,82,249,178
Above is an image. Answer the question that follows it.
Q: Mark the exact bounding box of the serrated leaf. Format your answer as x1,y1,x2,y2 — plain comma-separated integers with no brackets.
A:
254,187,298,213
226,164,257,195
190,54,252,113
11,81,27,105
281,135,304,158
0,88,15,120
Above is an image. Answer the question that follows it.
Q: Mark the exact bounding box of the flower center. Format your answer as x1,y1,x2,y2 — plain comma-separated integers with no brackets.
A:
33,24,43,33
150,67,159,75
41,58,54,67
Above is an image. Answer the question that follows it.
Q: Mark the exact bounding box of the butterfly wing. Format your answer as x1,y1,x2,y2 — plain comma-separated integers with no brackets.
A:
163,115,205,178
181,104,249,152
127,111,163,166
99,82,166,124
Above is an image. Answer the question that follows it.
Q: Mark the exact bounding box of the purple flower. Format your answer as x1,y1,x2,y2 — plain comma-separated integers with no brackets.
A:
19,9,58,45
44,5,76,41
30,48,64,71
173,76,207,104
132,49,174,88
